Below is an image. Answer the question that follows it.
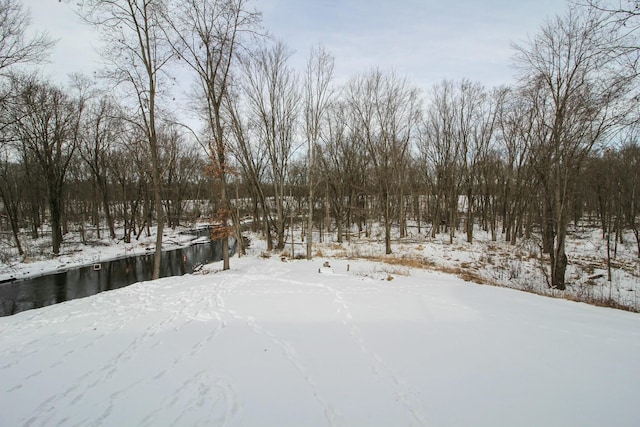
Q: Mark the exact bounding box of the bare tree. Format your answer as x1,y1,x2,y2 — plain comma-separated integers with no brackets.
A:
319,100,367,243
586,149,619,284
346,69,420,254
576,0,640,36
77,96,123,239
304,45,334,259
224,84,272,249
513,8,635,289
495,86,537,245
0,0,54,75
164,0,260,270
242,40,300,250
453,80,498,244
158,123,203,228
0,145,23,254
7,74,87,254
108,128,145,243
80,0,173,279
617,131,640,257
0,0,54,246
420,80,463,243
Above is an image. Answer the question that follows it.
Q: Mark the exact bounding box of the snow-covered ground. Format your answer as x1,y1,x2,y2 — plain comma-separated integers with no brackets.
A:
2,251,640,426
2,222,639,310
315,225,640,312
1,226,639,425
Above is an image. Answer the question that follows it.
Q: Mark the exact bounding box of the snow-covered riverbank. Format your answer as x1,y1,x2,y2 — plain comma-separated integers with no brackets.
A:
0,227,201,282
4,224,639,312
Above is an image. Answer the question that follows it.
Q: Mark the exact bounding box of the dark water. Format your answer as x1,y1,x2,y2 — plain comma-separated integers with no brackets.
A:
0,236,235,317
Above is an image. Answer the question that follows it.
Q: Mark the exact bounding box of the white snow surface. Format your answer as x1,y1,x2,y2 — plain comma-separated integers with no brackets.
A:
1,254,640,427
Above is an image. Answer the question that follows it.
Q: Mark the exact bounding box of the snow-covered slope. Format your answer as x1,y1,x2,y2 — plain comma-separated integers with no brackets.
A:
1,256,638,427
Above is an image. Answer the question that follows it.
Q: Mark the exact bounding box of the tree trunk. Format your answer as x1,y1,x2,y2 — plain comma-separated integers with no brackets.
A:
466,190,474,244
7,203,23,256
219,178,230,271
99,178,116,239
542,196,554,254
50,197,63,255
275,181,285,250
150,131,164,280
307,168,313,260
551,242,568,290
336,208,343,244
449,195,456,244
264,203,273,251
383,190,392,254
551,205,569,290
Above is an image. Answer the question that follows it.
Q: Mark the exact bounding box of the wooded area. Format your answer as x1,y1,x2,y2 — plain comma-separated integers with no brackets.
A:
1,0,639,290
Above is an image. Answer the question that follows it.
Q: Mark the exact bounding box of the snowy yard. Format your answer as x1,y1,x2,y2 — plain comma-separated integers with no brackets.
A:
1,254,639,426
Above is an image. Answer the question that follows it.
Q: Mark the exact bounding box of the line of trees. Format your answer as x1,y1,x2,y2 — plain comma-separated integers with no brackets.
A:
1,0,639,290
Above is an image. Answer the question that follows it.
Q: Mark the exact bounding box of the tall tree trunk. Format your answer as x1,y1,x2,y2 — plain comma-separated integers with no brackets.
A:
149,125,164,280
542,194,554,254
276,182,285,250
466,190,474,244
50,196,63,255
551,190,569,290
5,201,23,256
551,236,568,290
336,207,343,243
383,190,392,254
98,177,116,239
307,162,313,259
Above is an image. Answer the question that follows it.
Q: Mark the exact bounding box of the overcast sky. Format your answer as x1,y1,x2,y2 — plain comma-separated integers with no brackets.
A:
27,0,569,91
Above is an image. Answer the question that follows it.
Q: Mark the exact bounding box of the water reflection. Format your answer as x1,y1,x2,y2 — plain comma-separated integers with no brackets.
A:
0,237,233,317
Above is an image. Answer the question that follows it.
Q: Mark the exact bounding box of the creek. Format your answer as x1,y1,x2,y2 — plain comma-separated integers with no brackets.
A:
0,232,234,317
